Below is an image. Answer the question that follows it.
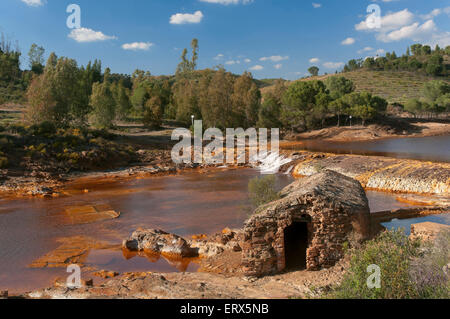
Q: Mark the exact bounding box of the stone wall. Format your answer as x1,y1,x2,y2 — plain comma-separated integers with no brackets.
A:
241,170,370,277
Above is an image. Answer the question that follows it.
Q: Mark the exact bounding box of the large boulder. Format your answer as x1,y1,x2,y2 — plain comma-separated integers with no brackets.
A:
122,229,197,258
242,170,371,277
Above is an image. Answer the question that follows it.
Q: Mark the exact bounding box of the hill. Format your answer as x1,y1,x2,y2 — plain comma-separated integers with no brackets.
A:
261,69,450,105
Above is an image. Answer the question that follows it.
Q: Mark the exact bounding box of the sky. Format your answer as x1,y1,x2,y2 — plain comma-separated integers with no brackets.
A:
0,0,449,80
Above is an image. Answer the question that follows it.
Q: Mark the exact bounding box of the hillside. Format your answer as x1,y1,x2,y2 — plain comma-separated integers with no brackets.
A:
261,70,450,105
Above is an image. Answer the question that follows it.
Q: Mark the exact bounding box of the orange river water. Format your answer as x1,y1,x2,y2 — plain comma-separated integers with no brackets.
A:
0,168,448,293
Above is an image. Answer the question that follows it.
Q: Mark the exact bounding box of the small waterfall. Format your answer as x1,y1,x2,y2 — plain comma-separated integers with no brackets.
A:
251,152,292,175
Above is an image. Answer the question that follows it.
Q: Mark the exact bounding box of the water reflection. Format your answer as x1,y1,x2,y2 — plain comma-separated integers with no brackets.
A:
282,135,450,163
0,168,445,293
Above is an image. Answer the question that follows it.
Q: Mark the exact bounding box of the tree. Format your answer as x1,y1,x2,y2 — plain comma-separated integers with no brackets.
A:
325,76,354,100
281,80,328,131
329,97,348,127
176,38,199,75
342,92,386,126
130,84,149,114
422,81,450,105
231,72,261,128
90,82,116,129
28,43,45,74
143,96,163,129
308,66,319,77
112,81,132,120
425,54,444,76
404,98,423,118
26,56,88,126
25,74,56,124
350,104,376,126
200,69,235,129
257,94,282,128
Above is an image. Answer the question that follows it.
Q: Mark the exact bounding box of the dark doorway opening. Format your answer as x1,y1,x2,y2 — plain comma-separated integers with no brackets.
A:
284,222,308,270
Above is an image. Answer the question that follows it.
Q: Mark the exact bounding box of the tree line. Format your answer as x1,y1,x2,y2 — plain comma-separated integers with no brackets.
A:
343,44,449,77
2,35,447,133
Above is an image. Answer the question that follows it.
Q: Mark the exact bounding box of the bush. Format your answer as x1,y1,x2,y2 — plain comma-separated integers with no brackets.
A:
248,174,280,212
330,230,421,299
410,230,450,299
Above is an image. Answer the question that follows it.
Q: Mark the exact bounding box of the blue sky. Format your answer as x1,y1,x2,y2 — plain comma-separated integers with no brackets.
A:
0,0,449,79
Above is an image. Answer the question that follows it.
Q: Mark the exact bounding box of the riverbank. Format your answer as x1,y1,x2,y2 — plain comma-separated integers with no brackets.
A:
283,121,450,143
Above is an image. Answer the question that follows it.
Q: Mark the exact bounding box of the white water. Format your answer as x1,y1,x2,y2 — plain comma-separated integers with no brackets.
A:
251,152,293,175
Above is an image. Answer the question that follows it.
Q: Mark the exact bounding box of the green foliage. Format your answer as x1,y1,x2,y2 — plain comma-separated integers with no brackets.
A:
257,94,282,128
89,82,116,129
325,76,355,100
28,43,45,74
330,230,421,299
344,44,447,77
248,174,280,212
280,80,329,131
308,66,319,76
26,55,90,127
0,33,27,104
143,96,163,129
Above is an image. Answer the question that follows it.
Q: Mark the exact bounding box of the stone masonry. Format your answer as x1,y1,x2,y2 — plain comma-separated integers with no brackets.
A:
241,170,371,277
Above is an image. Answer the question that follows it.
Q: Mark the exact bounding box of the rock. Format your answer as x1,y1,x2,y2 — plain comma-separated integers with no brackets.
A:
190,242,225,257
410,222,450,242
94,270,120,279
82,279,94,287
122,229,197,258
242,170,370,277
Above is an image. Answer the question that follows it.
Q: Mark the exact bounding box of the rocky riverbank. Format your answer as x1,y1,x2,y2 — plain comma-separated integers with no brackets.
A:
16,170,449,299
283,151,450,195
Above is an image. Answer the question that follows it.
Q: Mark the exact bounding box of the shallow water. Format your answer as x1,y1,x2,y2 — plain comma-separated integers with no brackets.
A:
283,135,450,163
0,168,440,293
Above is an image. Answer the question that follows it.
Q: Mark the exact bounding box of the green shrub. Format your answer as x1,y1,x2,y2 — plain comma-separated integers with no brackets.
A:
330,229,421,299
248,174,280,213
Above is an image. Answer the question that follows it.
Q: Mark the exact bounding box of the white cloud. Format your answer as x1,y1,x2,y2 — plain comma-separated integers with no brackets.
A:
355,9,414,32
341,37,355,45
199,0,253,4
225,60,240,65
170,11,204,24
21,0,44,6
68,28,117,43
249,65,263,71
244,58,251,63
357,47,374,54
122,42,154,51
214,53,224,60
323,62,344,69
378,19,437,42
312,3,322,8
274,64,282,69
420,8,443,20
355,8,449,47
259,55,289,62
309,57,320,64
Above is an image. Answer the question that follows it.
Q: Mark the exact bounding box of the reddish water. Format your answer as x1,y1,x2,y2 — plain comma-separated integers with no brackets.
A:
0,168,424,293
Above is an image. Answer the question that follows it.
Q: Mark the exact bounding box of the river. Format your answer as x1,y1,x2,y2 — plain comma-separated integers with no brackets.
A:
0,135,449,293
281,135,450,163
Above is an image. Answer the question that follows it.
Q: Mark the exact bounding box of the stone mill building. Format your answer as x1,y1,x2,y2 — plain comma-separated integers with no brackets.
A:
241,170,371,277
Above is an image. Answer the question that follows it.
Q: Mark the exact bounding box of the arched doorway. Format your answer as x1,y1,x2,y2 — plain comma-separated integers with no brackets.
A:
284,222,308,270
